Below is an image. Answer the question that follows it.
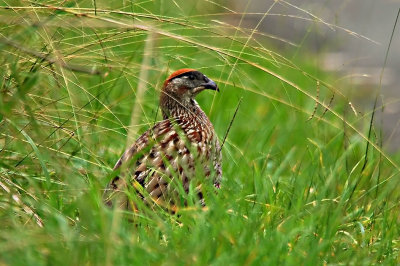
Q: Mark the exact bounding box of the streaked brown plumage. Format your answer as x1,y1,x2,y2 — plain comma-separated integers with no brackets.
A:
103,69,222,210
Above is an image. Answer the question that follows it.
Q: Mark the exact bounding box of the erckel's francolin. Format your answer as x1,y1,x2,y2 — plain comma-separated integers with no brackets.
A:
103,69,222,210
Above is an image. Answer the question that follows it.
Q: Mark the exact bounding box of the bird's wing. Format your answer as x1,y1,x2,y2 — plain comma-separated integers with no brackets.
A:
102,118,185,208
103,117,218,209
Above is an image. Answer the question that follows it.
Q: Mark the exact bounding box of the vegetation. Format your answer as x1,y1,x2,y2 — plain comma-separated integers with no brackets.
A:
1,1,399,265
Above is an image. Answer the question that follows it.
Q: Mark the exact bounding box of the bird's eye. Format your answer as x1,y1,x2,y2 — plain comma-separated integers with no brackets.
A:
188,75,195,80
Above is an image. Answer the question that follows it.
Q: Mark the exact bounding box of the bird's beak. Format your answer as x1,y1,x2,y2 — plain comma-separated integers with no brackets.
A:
201,79,219,92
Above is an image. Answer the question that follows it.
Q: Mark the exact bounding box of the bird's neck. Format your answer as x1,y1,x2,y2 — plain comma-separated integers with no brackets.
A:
160,94,206,121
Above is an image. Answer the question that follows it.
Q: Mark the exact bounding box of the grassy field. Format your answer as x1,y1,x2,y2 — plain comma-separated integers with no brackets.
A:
1,1,399,265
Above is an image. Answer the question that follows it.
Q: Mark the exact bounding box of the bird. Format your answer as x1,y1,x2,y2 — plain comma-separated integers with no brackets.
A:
103,68,222,211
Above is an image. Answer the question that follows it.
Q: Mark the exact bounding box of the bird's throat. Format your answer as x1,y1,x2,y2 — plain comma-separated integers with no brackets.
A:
160,95,204,120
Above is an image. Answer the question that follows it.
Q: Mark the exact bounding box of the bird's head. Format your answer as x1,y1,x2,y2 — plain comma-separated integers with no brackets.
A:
160,68,219,118
161,69,219,101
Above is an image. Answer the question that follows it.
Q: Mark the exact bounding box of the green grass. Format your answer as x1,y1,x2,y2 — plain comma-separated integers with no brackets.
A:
1,1,399,265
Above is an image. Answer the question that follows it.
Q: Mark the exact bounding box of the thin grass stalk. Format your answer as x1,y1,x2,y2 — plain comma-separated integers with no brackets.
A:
126,32,156,145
